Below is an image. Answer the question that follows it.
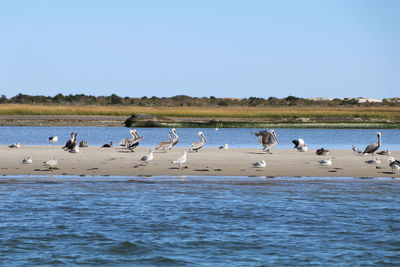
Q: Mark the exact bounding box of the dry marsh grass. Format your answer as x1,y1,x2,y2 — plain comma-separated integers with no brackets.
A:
0,104,399,120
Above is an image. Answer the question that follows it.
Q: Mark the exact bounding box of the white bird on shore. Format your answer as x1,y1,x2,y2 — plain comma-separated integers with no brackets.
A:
22,157,33,164
292,138,308,152
388,157,400,174
172,151,187,169
68,146,79,153
48,136,58,144
252,159,266,168
43,158,58,169
219,144,229,150
365,158,381,165
319,158,332,166
189,132,207,152
352,146,362,155
9,143,21,149
79,140,88,147
140,149,154,164
363,132,382,155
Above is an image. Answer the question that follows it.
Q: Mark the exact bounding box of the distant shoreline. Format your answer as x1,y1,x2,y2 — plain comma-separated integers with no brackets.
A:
0,114,399,128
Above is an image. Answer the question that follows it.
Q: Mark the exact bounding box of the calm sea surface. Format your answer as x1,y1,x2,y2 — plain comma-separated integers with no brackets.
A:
0,126,399,150
0,176,399,266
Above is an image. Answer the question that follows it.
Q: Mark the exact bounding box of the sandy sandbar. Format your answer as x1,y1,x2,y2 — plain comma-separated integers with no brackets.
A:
0,146,399,178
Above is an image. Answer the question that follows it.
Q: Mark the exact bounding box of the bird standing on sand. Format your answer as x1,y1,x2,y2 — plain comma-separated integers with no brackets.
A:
171,128,179,147
140,149,154,165
9,143,21,148
172,151,187,169
43,158,58,169
316,148,329,156
292,138,308,152
63,132,77,150
219,144,229,150
365,158,381,165
377,149,390,156
22,157,33,164
388,157,400,174
79,140,88,147
254,130,278,153
189,132,207,152
155,132,173,152
319,159,332,166
363,132,381,155
127,129,143,152
101,141,113,148
252,159,266,168
48,136,58,144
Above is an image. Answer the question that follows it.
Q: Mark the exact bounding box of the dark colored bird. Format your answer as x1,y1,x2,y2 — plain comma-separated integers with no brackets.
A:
254,130,278,153
316,148,329,156
62,132,77,150
101,141,113,148
363,132,381,155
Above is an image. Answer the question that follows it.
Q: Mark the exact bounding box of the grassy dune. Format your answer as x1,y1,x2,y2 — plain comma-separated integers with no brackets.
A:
0,104,399,120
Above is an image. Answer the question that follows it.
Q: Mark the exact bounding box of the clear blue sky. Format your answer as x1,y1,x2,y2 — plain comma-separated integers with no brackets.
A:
0,0,399,98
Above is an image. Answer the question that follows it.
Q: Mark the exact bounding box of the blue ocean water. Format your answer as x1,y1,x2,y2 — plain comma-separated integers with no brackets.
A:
0,177,399,265
0,126,399,150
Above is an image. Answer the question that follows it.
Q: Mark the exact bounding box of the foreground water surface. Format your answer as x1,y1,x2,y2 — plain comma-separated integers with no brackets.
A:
1,176,399,266
1,126,399,150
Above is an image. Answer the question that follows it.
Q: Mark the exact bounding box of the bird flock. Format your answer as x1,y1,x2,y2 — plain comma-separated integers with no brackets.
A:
4,129,400,175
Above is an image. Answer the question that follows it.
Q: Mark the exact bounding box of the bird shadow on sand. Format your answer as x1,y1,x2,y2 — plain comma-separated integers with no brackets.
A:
245,152,268,155
381,171,397,175
169,166,189,170
34,168,59,171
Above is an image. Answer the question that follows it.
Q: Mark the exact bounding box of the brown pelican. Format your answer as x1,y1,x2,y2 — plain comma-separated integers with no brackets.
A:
140,149,154,165
155,132,173,152
252,159,266,168
319,158,332,166
388,157,400,174
363,132,381,155
292,138,308,152
101,141,113,148
365,158,381,164
254,130,278,153
48,136,58,144
120,129,137,148
172,151,187,169
127,130,143,152
189,132,207,152
171,128,179,147
63,132,77,150
8,143,21,148
316,148,329,156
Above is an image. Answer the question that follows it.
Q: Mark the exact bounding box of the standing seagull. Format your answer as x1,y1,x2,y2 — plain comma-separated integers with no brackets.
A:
140,149,154,165
388,157,400,174
22,157,33,164
8,143,21,148
252,159,267,168
172,151,187,169
292,138,308,152
363,132,381,155
319,158,332,166
155,132,173,152
189,132,207,152
43,158,58,169
171,128,179,147
254,130,278,153
48,136,58,144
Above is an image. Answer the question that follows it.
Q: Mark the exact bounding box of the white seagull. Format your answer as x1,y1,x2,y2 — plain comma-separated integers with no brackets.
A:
319,158,332,166
365,158,381,165
219,144,229,150
189,132,207,152
252,159,267,168
172,151,187,169
140,149,154,165
292,138,308,152
43,158,58,169
9,143,21,149
388,157,400,174
48,136,58,144
22,157,33,164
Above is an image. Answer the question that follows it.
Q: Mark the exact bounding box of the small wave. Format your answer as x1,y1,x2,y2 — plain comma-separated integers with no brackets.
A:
107,241,144,254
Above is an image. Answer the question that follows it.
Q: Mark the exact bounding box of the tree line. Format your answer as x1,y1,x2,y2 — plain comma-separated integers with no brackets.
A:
0,93,398,107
